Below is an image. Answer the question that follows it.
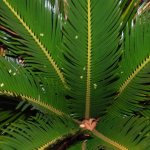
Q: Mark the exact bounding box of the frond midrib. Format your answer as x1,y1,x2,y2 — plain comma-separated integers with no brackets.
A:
93,129,128,150
2,0,67,88
85,0,92,119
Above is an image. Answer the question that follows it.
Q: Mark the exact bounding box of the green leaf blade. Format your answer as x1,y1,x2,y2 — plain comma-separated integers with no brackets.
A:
0,0,66,87
63,0,121,119
108,15,150,117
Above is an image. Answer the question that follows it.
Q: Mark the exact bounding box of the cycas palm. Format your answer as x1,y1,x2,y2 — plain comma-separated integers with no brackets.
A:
0,0,150,149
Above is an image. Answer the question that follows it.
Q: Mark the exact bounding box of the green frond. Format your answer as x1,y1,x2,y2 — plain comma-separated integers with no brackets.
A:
0,57,69,116
62,0,121,119
0,0,150,149
108,14,150,117
0,113,80,150
93,116,150,150
0,0,67,87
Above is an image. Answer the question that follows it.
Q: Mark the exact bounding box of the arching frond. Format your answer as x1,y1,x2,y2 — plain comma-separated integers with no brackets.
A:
0,0,67,87
0,113,80,150
108,14,150,117
0,57,68,116
62,0,121,119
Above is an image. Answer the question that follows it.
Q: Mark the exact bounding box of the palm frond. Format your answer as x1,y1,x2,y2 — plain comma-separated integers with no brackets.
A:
0,57,68,117
0,0,150,149
0,0,67,87
108,13,150,117
62,0,121,119
0,113,80,150
92,116,150,150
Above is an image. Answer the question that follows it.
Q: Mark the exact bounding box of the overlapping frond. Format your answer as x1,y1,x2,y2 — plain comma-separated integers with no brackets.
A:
108,14,150,117
0,98,39,140
0,113,79,150
0,108,25,131
63,0,121,119
0,0,66,87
